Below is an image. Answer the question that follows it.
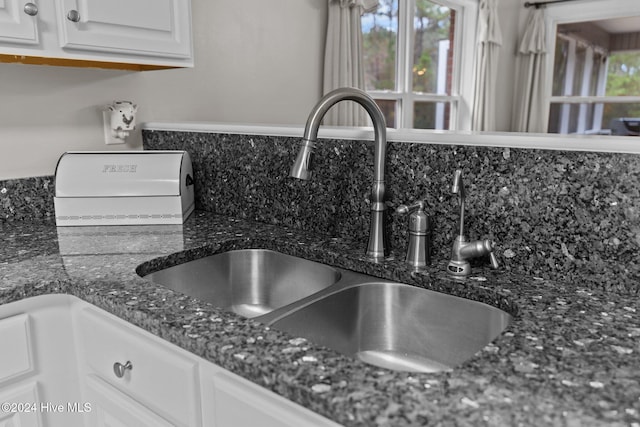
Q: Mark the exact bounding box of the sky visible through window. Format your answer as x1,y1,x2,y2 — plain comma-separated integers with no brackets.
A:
361,2,397,34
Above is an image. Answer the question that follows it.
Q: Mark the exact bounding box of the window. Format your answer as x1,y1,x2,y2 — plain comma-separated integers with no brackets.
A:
604,51,640,134
361,0,476,130
548,34,608,134
545,6,640,136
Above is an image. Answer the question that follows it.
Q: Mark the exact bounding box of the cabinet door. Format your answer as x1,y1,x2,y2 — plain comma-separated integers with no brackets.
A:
55,0,191,59
0,382,42,427
0,313,34,383
0,295,84,427
0,0,40,46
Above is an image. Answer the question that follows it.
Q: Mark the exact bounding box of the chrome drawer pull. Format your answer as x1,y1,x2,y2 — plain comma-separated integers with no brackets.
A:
113,361,132,378
66,9,80,22
24,3,38,16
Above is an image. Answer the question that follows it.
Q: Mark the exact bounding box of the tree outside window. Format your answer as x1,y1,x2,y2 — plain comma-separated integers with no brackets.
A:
604,52,640,127
361,0,472,130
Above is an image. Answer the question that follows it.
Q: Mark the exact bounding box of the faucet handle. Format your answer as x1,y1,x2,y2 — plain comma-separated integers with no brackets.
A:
396,200,430,269
395,200,428,233
464,239,499,267
488,248,499,269
396,200,424,214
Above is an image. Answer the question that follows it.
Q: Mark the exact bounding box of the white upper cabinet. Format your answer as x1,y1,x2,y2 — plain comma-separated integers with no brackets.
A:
55,0,192,60
0,0,193,70
0,0,40,46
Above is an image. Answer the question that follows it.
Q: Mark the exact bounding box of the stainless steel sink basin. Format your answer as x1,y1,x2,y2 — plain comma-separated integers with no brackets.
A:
145,248,511,372
270,282,511,372
145,249,341,318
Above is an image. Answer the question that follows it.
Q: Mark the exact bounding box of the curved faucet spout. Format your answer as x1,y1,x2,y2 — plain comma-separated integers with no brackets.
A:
289,87,389,261
452,169,465,237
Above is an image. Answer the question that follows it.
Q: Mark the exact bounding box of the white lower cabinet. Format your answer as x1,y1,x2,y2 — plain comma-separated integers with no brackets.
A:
73,306,201,427
82,375,173,427
0,382,42,427
0,294,85,427
203,369,340,427
0,313,34,384
0,312,40,427
0,295,341,427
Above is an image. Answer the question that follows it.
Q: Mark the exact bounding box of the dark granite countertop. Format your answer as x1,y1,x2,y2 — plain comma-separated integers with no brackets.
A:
1,211,639,426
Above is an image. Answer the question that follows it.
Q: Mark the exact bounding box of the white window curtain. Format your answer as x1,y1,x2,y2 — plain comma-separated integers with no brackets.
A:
471,0,503,131
323,0,379,126
511,7,547,133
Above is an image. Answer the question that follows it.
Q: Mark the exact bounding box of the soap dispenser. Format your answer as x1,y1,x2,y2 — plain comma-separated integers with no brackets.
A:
395,200,430,269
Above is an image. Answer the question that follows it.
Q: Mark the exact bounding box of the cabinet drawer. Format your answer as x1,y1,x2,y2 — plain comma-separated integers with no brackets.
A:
74,307,200,427
0,313,34,383
84,375,173,427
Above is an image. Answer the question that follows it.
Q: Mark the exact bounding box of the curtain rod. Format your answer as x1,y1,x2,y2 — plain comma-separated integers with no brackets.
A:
524,0,581,8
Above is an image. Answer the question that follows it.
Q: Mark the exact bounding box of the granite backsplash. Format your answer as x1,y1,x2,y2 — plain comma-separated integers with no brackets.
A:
2,130,638,294
0,176,55,223
142,130,640,294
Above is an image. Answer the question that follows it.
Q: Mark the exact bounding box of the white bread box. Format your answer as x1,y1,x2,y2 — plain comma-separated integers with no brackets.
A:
54,151,194,226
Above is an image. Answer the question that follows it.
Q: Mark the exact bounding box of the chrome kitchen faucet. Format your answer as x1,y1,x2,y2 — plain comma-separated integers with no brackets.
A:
290,87,389,262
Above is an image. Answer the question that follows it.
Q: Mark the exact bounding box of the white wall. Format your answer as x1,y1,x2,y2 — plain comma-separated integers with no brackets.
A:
1,0,531,180
0,0,327,180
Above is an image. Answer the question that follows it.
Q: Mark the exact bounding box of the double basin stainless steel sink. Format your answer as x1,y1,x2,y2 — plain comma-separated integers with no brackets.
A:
145,249,511,373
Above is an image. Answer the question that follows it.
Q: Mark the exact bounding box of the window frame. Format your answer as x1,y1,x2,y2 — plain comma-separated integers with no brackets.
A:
363,0,477,131
550,34,610,134
543,0,640,134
